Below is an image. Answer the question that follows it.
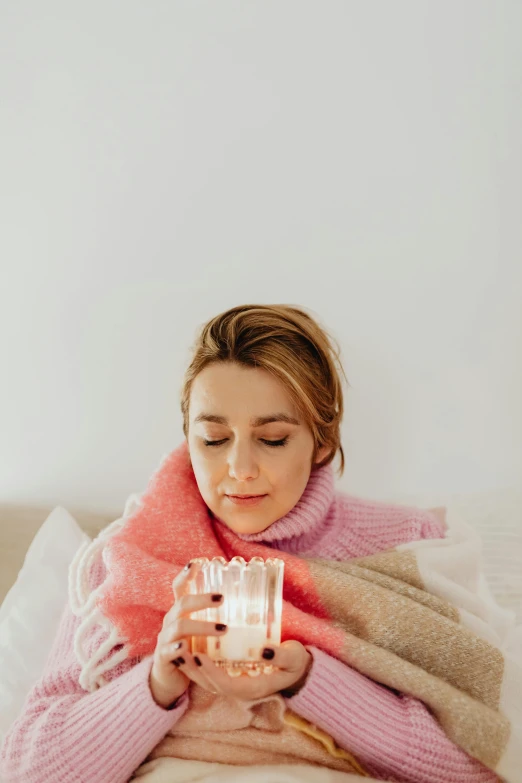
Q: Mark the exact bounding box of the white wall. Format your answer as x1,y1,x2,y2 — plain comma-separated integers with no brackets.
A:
1,1,521,514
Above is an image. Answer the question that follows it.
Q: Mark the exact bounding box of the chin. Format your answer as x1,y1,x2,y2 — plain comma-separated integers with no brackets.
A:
221,515,275,536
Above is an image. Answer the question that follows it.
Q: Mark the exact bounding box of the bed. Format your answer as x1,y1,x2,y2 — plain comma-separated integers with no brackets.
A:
1,491,521,782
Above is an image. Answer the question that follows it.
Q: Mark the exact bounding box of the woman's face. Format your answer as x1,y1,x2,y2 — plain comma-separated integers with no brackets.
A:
187,362,330,535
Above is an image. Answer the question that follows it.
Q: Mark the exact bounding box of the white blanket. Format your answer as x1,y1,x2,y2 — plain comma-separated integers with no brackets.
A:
132,757,372,782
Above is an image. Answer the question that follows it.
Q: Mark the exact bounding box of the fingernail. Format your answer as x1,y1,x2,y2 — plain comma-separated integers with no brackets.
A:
173,641,182,651
194,656,202,666
172,659,181,667
215,623,227,631
184,562,192,570
262,648,275,660
211,594,223,602
175,656,185,665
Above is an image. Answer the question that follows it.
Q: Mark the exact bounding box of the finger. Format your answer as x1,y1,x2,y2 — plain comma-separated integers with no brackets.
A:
175,652,221,694
157,639,217,693
185,653,230,695
172,562,197,600
260,640,309,675
160,637,189,664
161,618,228,644
162,592,223,627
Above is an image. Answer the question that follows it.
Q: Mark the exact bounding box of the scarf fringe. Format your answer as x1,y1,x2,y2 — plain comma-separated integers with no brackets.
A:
68,493,143,691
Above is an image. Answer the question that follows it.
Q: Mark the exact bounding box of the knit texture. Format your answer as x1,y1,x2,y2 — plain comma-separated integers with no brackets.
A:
0,457,500,783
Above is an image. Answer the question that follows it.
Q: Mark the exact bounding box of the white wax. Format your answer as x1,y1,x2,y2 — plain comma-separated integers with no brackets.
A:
216,625,268,661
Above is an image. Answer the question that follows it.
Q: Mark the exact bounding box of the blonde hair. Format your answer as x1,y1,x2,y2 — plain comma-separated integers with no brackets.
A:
181,304,349,477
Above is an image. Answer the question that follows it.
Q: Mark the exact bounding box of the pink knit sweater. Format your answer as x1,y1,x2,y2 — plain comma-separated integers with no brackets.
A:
0,463,500,783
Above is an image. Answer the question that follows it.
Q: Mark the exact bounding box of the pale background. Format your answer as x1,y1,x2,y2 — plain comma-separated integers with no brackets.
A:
1,0,521,515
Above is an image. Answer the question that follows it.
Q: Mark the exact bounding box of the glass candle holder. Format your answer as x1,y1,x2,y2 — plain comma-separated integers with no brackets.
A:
183,556,284,677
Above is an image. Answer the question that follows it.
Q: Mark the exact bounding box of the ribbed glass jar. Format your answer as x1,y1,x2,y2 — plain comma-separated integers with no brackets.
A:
184,556,284,676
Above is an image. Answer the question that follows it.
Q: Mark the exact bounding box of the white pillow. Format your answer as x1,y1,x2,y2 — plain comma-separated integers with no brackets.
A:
0,506,89,745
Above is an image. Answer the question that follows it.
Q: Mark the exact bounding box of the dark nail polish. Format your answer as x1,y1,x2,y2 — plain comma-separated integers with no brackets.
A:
262,648,275,660
172,659,181,667
173,641,182,651
194,656,202,666
175,656,185,665
215,623,227,631
211,594,223,602
184,562,192,570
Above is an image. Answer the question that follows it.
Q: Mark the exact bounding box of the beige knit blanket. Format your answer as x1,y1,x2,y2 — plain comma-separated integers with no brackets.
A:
117,507,522,782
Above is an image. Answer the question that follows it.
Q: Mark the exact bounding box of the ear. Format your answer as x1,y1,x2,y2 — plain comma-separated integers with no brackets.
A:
313,445,331,466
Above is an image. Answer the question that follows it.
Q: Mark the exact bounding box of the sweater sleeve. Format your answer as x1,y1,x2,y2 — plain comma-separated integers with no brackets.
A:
285,646,500,783
0,598,189,783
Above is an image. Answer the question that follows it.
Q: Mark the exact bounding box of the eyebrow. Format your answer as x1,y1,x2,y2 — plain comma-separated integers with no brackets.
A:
193,412,301,427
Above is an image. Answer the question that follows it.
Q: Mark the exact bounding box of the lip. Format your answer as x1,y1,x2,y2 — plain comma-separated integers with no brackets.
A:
226,494,267,507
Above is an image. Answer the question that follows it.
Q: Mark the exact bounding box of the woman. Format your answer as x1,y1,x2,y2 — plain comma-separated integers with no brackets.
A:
0,304,500,783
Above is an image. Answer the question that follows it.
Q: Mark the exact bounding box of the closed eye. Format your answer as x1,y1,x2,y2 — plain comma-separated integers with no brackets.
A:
203,438,288,448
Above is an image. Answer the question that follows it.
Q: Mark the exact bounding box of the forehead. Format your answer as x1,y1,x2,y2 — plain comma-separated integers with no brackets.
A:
189,363,298,421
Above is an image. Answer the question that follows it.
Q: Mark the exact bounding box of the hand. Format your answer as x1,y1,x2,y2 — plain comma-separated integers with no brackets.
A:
171,638,313,702
149,565,229,709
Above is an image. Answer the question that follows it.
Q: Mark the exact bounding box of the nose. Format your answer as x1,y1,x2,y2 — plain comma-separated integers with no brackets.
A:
227,440,259,481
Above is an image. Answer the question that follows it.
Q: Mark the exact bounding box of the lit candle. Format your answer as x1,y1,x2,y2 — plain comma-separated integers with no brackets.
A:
186,555,284,673
216,624,268,661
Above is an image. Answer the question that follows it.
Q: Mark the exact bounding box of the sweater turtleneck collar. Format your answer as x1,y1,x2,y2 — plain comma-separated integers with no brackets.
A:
211,462,337,552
